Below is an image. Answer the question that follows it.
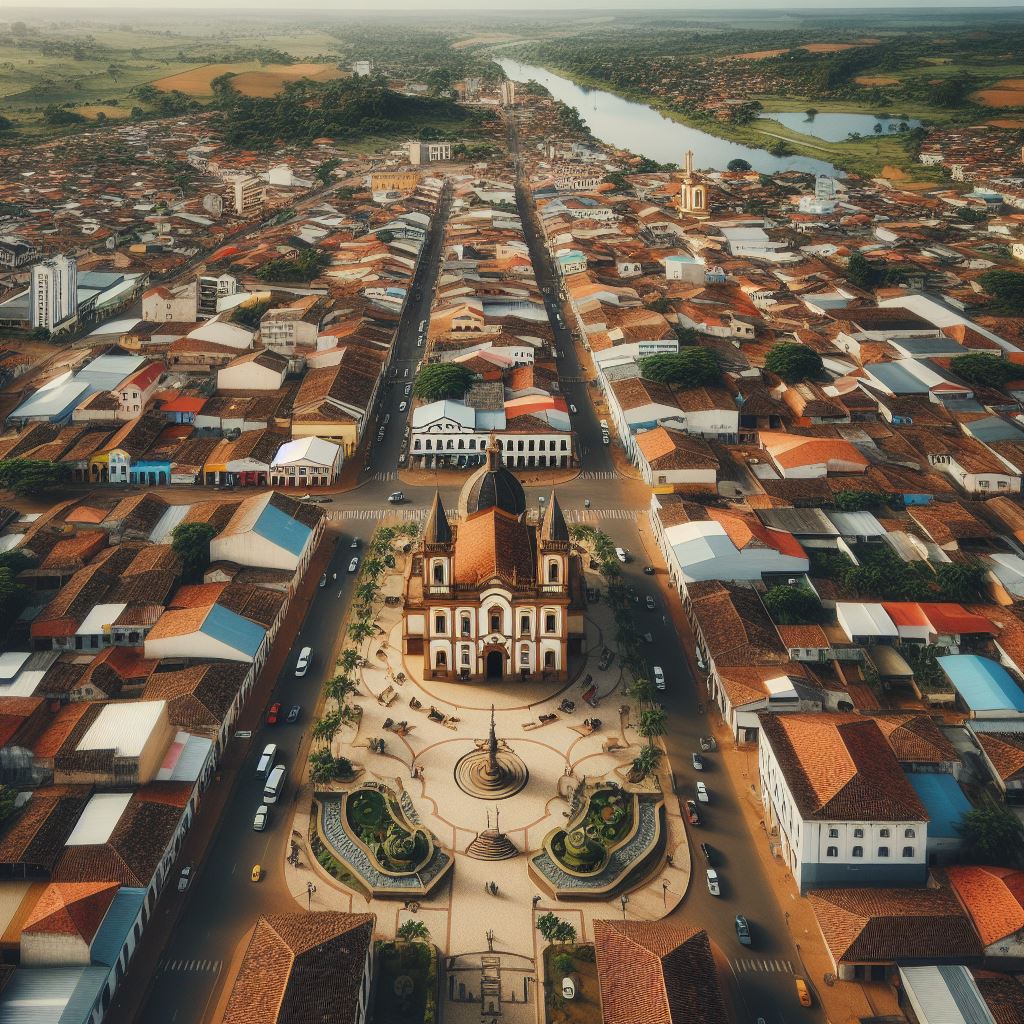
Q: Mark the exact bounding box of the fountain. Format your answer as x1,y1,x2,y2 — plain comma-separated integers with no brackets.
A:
454,706,529,800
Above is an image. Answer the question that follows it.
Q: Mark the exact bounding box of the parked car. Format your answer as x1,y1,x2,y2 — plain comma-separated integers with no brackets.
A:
735,915,752,946
601,433,610,445
177,866,191,892
399,401,407,412
696,781,709,803
319,573,327,588
286,705,301,724
684,799,700,825
795,979,812,1007
251,864,262,883
253,805,268,832
348,557,360,573
652,665,666,691
615,547,628,563
699,736,717,752
404,384,412,395
706,869,720,896
388,491,404,504
294,646,312,677
643,565,655,575
350,537,360,549
569,403,577,414
645,595,656,611
692,753,704,771
266,702,282,726
700,842,715,865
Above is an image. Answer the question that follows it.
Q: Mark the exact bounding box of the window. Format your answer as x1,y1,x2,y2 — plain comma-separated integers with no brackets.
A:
902,846,914,858
461,615,471,637
544,650,556,669
852,845,863,858
545,614,556,634
520,649,529,666
879,828,890,838
461,648,470,666
878,846,889,858
435,650,447,669
827,827,839,839
434,615,446,634
433,563,444,584
826,846,838,858
490,612,501,633
853,828,864,839
520,615,530,635
548,561,559,583
904,828,915,839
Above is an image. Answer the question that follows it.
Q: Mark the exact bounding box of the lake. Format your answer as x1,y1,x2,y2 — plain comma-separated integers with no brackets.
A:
761,111,922,143
496,57,843,177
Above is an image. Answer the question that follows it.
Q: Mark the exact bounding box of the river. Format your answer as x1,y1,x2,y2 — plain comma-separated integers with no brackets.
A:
496,57,844,178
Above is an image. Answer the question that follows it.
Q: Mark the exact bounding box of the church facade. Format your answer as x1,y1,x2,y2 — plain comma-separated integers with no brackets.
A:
677,150,709,219
403,441,586,683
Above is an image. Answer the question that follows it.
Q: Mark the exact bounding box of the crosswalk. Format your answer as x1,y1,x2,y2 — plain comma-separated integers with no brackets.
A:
731,957,794,975
371,471,398,481
331,508,425,521
330,507,644,522
579,471,618,480
159,958,222,974
567,508,642,522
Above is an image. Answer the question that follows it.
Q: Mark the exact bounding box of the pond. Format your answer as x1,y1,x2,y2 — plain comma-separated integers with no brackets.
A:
760,110,922,143
496,57,843,177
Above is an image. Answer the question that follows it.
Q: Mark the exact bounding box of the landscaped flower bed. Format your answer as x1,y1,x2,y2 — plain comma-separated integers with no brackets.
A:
546,785,636,875
346,787,431,873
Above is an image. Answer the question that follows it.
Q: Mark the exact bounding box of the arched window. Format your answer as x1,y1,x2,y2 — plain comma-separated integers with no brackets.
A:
544,650,556,669
489,608,502,633
902,846,915,858
904,828,915,839
433,562,444,584
461,614,471,636
852,845,863,858
545,613,557,634
435,650,447,669
548,561,559,583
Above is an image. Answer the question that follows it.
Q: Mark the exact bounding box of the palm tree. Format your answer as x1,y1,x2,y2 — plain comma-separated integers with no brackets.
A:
338,648,361,674
311,710,343,748
631,744,662,780
356,580,378,606
361,557,384,580
396,919,430,943
325,674,358,704
638,707,667,747
348,619,375,643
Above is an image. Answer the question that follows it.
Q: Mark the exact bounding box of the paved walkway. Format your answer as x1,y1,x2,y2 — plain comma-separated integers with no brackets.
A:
285,545,691,979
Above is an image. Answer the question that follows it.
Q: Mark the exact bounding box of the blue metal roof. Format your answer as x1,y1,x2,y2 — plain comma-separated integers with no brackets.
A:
906,773,971,838
254,501,311,558
938,654,1024,714
90,887,145,968
202,603,266,659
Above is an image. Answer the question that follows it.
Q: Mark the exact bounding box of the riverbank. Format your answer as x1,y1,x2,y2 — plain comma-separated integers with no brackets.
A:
502,57,947,181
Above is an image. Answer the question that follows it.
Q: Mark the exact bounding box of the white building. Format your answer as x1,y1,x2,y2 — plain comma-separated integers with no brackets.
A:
270,436,343,487
663,253,706,284
408,141,452,165
229,175,266,216
209,491,323,575
217,349,289,391
197,274,240,319
142,282,196,323
758,713,929,893
31,255,77,331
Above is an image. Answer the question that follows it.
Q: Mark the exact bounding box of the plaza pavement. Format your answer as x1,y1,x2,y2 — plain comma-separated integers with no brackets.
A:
284,541,690,1013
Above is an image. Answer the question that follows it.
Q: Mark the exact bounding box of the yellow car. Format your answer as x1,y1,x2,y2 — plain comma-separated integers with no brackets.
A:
795,978,812,1007
251,864,262,883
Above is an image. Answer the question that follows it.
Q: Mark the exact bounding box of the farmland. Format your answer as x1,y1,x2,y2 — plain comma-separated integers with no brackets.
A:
153,62,346,98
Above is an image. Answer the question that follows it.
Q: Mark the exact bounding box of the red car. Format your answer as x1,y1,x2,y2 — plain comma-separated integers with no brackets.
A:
684,799,700,826
266,702,282,726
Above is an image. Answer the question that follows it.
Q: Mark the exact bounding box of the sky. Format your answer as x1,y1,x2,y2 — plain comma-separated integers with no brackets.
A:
14,0,1024,8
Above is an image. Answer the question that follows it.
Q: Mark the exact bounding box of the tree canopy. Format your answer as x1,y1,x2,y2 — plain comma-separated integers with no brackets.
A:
0,459,67,497
413,363,475,401
727,158,751,172
171,522,217,583
764,342,823,384
762,586,824,625
639,349,720,387
979,270,1024,314
949,353,1018,389
957,799,1024,866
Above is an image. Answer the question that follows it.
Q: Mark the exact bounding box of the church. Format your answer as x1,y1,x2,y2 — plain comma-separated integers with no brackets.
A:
402,439,586,683
677,150,710,219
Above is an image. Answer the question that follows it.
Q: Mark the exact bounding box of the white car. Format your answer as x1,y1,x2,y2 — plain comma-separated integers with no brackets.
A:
569,403,577,414
177,866,191,892
294,646,312,678
652,665,666,691
706,868,720,896
253,805,268,832
602,433,610,445
399,401,407,412
696,781,709,803
348,557,360,573
615,547,627,563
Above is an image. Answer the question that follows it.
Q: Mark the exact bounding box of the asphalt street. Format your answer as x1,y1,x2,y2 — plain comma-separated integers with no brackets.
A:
119,155,822,1024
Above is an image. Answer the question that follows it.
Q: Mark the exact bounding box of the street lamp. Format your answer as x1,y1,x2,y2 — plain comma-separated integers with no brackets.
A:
306,881,316,910
620,894,629,920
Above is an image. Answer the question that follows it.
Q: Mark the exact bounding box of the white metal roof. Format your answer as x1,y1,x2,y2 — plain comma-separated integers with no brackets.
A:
272,436,341,468
156,731,214,782
0,652,30,681
836,602,898,639
75,603,128,636
77,700,166,757
825,511,886,537
65,792,132,846
898,965,995,1024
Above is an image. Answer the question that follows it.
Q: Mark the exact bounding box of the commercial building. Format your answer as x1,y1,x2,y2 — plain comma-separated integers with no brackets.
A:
408,141,452,165
31,255,78,331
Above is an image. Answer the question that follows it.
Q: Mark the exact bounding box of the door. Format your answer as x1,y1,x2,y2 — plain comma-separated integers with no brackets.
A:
486,650,504,680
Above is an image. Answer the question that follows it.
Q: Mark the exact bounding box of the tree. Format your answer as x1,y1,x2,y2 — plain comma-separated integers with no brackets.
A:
377,229,395,244
552,951,576,976
397,919,430,943
637,707,666,747
171,522,216,583
312,708,344,748
978,271,1024,315
805,107,818,119
348,619,375,644
0,568,28,644
956,798,1024,866
764,342,823,384
727,158,751,172
553,920,578,944
935,562,988,603
631,744,662,780
0,459,67,497
949,353,1018,389
308,748,352,784
413,363,475,401
834,489,888,512
314,158,340,185
0,785,16,825
640,349,720,388
762,586,824,626
537,912,576,944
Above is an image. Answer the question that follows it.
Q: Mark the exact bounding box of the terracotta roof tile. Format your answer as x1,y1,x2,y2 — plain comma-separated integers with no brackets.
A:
945,866,1024,946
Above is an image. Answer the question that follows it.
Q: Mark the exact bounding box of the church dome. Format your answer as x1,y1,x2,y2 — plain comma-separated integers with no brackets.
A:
458,438,526,519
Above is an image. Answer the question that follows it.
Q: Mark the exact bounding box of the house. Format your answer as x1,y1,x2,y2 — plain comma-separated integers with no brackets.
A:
270,436,343,488
216,349,289,391
219,913,375,1024
259,296,324,354
635,428,719,489
807,886,981,981
945,866,1024,958
969,724,1024,801
758,713,929,892
606,378,683,459
209,491,324,576
759,432,870,479
836,603,899,646
145,603,268,665
904,773,971,864
291,357,381,455
592,919,729,1024
937,655,1024,718
142,283,197,323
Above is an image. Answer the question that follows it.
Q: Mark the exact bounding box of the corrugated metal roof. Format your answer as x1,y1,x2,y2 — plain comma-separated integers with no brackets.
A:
938,655,1024,714
65,793,132,847
149,503,190,544
0,965,107,1024
77,701,166,758
253,502,311,559
157,731,213,782
899,965,995,1024
906,773,971,839
90,888,145,968
202,604,265,659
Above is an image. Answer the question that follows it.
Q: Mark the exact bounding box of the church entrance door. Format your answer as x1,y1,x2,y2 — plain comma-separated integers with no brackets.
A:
485,650,504,679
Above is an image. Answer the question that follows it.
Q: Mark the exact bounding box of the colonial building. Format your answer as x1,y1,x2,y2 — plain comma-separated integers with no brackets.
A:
677,150,709,220
403,441,585,682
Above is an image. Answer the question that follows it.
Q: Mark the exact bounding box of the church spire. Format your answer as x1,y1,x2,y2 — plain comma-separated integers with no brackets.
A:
423,490,451,545
540,490,568,543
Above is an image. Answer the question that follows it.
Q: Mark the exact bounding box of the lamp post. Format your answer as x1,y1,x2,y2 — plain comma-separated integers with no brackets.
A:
620,894,629,920
306,881,316,910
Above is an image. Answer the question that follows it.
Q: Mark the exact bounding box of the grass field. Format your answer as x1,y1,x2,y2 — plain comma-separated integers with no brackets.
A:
973,79,1024,108
152,61,345,97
